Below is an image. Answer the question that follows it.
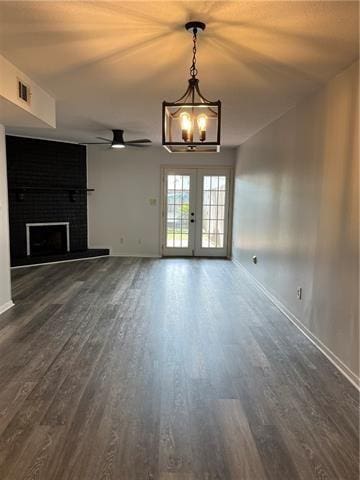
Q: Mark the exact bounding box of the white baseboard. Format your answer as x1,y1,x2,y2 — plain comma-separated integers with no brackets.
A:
232,257,359,390
0,300,14,315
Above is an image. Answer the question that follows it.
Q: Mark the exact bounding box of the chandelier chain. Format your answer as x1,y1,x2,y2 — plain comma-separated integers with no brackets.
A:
190,29,198,78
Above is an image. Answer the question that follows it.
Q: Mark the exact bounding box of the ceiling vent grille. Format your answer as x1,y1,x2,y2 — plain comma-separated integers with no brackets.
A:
17,79,31,104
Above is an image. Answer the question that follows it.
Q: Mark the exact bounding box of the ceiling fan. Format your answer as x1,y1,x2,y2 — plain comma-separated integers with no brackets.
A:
81,129,152,148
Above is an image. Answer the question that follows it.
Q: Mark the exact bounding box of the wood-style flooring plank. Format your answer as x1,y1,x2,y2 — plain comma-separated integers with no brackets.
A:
214,399,267,480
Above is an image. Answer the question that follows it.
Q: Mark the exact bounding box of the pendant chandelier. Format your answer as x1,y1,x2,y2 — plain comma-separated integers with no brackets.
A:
162,21,221,153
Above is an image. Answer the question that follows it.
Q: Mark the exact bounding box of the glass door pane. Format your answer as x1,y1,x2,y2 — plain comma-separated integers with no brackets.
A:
163,169,195,257
201,175,226,249
166,174,190,248
194,169,230,257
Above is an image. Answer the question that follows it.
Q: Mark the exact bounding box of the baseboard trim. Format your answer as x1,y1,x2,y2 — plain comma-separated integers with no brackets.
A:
0,300,14,315
232,257,360,390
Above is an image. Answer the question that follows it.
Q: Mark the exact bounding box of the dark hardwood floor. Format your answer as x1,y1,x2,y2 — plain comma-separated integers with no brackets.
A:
0,257,358,479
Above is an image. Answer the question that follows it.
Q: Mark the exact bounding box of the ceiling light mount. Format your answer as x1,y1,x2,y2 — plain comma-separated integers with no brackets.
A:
185,21,206,34
162,21,221,153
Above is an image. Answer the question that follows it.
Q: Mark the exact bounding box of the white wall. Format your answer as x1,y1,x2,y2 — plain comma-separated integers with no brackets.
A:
0,124,12,313
87,146,235,256
232,62,359,384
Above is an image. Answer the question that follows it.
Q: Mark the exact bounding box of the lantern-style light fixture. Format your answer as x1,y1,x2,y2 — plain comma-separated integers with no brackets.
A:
162,21,221,153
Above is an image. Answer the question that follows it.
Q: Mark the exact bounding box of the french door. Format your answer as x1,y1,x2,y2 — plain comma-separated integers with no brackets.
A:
162,167,232,257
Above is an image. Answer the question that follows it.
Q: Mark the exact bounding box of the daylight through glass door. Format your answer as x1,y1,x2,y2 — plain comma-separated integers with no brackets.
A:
162,168,230,257
166,174,190,248
201,175,226,248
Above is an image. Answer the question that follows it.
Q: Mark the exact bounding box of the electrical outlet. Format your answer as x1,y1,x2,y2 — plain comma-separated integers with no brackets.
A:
120,237,124,244
138,238,142,245
149,198,157,206
297,287,302,300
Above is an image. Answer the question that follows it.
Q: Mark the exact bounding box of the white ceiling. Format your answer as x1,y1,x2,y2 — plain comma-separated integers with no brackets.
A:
0,1,358,146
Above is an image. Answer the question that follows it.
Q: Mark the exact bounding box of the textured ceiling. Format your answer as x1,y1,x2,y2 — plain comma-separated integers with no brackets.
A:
0,1,358,146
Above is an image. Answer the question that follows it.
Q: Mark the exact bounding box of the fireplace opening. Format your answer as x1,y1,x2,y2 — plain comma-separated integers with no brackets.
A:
26,223,70,256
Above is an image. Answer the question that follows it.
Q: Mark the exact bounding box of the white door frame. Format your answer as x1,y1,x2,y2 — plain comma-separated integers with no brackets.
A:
160,165,234,257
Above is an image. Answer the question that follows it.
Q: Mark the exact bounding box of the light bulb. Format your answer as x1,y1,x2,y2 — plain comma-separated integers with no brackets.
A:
197,114,207,142
180,112,192,142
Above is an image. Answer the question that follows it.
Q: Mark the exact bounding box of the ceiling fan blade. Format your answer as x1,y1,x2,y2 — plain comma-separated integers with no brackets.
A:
125,143,151,147
124,139,152,144
97,136,112,142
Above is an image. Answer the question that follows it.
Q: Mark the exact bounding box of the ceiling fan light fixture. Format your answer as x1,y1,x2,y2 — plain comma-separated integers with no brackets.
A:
162,21,221,153
80,129,152,148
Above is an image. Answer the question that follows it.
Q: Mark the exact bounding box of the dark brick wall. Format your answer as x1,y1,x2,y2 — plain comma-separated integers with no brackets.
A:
6,136,88,259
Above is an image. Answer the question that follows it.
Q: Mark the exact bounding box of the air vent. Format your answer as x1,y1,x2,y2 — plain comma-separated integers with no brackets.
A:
17,79,31,104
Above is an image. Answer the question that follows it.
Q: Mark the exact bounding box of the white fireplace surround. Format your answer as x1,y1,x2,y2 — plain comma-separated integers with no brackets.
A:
26,222,70,256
